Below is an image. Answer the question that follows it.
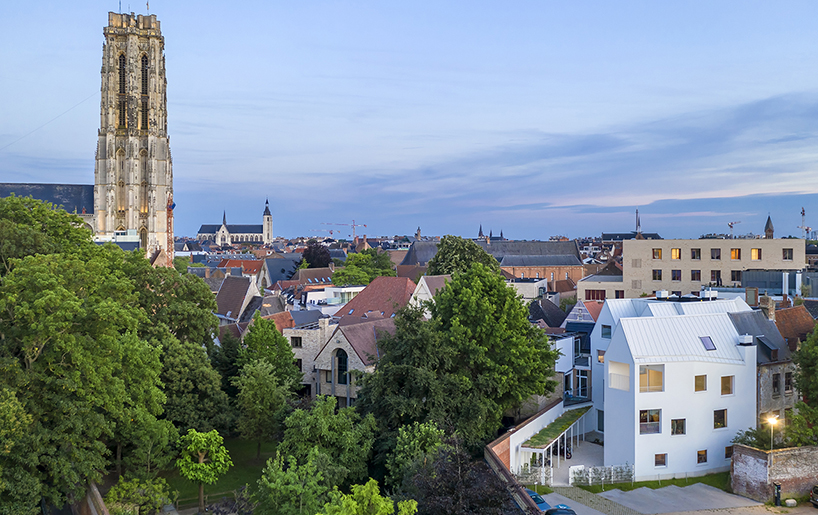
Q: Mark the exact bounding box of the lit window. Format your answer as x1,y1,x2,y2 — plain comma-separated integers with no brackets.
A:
671,248,681,260
714,409,727,429
639,409,661,434
691,248,701,260
751,248,762,260
640,365,664,392
671,419,686,435
653,248,662,259
721,376,734,395
597,350,605,364
697,450,708,464
695,375,707,392
783,248,793,261
731,248,741,260
655,453,667,467
691,270,701,281
652,270,662,281
711,248,721,260
671,270,681,281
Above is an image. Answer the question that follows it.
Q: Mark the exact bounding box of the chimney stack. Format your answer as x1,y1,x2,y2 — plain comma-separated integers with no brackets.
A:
759,295,776,322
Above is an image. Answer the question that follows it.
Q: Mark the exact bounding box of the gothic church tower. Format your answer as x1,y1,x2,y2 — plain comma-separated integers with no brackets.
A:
94,12,172,255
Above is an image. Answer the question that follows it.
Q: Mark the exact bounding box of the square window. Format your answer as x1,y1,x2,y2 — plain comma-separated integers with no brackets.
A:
714,409,727,429
640,365,664,392
731,248,741,260
652,269,663,281
725,446,733,459
671,418,686,435
615,290,625,299
721,376,734,395
601,325,612,338
691,270,701,281
671,248,681,260
773,373,780,395
655,453,667,467
711,248,721,260
671,270,681,281
653,248,663,259
711,270,721,283
783,248,793,261
691,248,701,260
751,248,762,260
290,336,303,348
785,372,793,392
695,375,707,392
731,270,742,282
639,409,661,434
697,450,708,464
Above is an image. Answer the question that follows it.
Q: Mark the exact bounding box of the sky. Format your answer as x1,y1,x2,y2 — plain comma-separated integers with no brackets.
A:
2,1,818,240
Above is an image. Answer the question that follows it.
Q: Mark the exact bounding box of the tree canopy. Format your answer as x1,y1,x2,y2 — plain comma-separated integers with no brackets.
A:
177,429,233,513
333,248,395,285
254,449,330,515
240,312,303,388
232,359,294,458
303,243,332,269
426,235,499,276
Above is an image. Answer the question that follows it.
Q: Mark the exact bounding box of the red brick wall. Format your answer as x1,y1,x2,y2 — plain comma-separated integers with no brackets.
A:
732,444,818,501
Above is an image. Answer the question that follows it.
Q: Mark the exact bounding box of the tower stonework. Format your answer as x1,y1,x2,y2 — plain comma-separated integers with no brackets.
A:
94,12,172,255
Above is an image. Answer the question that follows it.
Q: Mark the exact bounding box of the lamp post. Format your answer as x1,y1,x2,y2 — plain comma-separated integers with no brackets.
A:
768,415,779,505
767,416,778,453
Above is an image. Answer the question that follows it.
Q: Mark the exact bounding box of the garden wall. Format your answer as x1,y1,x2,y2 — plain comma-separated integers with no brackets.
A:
731,443,818,501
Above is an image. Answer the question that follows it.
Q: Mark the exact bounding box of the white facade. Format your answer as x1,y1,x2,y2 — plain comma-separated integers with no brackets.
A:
603,313,756,480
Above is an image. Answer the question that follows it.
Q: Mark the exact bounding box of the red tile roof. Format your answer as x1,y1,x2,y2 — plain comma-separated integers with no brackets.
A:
583,300,604,322
775,305,816,350
262,311,295,334
217,259,263,276
339,276,416,326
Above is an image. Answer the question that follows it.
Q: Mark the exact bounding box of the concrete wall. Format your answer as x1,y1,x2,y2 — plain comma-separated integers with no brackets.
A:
622,239,805,298
732,444,818,501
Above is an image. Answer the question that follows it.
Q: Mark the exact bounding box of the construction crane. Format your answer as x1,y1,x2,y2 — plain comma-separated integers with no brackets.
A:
311,229,336,237
801,208,808,239
727,221,741,239
322,220,367,240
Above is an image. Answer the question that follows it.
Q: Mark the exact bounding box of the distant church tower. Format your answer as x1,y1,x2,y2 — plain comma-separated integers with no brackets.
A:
94,12,173,255
263,199,273,243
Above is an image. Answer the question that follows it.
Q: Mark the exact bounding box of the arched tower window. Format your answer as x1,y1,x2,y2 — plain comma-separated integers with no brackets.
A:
140,55,149,129
336,349,348,385
139,227,148,249
118,54,127,128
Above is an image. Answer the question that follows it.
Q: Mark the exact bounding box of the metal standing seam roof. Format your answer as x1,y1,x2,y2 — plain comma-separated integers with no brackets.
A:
619,313,745,364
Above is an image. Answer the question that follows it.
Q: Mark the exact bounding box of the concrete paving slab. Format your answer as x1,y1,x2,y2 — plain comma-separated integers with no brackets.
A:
599,483,761,514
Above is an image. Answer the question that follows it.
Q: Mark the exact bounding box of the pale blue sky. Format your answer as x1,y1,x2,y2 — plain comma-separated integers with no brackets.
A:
2,1,818,239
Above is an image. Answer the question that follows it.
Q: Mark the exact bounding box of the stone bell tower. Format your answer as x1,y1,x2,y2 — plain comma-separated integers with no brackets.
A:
94,12,173,255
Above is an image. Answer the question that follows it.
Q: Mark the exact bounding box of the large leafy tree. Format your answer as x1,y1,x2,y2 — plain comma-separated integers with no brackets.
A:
177,429,233,514
279,396,377,489
793,326,818,405
254,448,329,515
0,194,93,275
333,248,395,285
426,235,499,276
358,263,557,448
232,359,293,458
319,479,418,515
211,330,243,400
385,421,445,493
0,252,165,508
240,312,302,387
303,243,332,269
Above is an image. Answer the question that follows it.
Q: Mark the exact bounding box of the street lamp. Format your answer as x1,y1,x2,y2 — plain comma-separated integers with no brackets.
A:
767,416,778,452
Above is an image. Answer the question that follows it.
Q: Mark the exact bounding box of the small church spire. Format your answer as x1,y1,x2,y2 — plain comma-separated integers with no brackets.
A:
222,211,227,226
478,224,484,238
263,198,271,217
636,208,641,234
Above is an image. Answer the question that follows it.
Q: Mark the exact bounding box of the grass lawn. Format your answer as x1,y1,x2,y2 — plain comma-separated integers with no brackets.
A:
160,438,278,507
577,471,731,494
525,484,554,495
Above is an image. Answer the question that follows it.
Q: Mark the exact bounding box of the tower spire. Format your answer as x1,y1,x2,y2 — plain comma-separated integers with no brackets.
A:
223,210,227,226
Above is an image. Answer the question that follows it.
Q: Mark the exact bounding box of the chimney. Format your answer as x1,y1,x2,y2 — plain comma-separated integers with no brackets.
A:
205,267,210,278
759,295,775,322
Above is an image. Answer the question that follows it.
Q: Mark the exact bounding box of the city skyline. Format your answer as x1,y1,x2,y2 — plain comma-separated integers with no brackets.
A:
2,1,818,239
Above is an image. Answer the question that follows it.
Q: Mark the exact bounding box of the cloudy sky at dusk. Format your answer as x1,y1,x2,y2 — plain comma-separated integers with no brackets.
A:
2,1,818,240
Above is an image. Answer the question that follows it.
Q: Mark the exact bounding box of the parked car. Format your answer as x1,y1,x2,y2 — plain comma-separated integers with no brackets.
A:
525,488,550,512
545,505,577,515
810,485,818,508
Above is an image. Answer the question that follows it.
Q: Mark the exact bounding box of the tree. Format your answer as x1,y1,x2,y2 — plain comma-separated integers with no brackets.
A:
793,326,818,405
426,235,499,276
279,396,377,489
177,429,233,514
240,312,303,387
0,194,93,275
253,449,329,515
121,415,180,479
385,422,445,492
411,438,513,515
104,476,171,515
319,479,417,515
333,249,395,285
784,402,818,447
304,243,332,269
358,264,558,449
0,388,38,515
211,331,243,400
232,359,293,458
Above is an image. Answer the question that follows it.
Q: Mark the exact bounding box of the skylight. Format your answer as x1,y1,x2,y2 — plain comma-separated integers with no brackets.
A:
699,336,716,351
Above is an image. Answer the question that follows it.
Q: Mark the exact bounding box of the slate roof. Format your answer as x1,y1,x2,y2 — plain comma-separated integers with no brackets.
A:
291,267,334,284
396,265,427,282
258,295,286,317
95,241,141,252
216,276,252,319
529,299,567,328
601,231,662,241
422,275,450,297
264,256,301,284
0,183,94,214
339,276,416,326
775,305,816,350
291,310,323,327
803,299,818,320
239,296,264,323
399,240,583,267
198,224,264,234
500,255,583,267
328,249,347,262
728,310,791,364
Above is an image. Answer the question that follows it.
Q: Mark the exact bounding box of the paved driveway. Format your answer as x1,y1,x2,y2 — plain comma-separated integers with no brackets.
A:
598,483,761,514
